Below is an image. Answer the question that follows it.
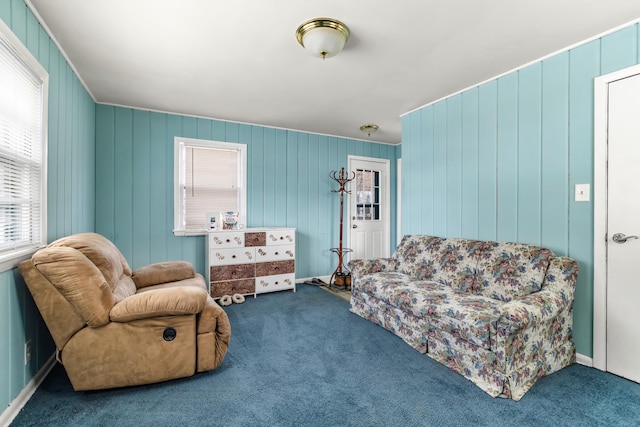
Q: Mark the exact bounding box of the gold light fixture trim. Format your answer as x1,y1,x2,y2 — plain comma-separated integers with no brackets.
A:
296,18,350,59
360,124,379,137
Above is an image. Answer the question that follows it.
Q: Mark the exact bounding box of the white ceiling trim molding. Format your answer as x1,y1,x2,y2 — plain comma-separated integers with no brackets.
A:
401,16,640,117
97,101,400,146
24,0,96,102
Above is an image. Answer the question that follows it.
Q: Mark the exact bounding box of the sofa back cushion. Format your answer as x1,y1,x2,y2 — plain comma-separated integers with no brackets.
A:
426,238,479,290
394,235,441,279
475,242,554,302
394,236,481,291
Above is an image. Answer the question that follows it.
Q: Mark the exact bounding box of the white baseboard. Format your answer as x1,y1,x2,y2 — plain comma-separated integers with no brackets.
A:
576,352,593,367
0,354,56,427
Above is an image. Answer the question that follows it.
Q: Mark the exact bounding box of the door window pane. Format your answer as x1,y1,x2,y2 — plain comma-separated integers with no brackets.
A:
354,169,380,221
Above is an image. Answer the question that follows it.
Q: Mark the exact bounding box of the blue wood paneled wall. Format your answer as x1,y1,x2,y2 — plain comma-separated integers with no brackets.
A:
0,0,96,414
401,23,640,358
95,105,398,280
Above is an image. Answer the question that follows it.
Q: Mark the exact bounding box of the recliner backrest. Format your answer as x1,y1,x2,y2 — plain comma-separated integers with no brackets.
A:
49,232,137,302
18,233,139,350
32,246,114,326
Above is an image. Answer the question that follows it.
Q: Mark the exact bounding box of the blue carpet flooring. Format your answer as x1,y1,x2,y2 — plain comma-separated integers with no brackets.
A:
10,283,640,427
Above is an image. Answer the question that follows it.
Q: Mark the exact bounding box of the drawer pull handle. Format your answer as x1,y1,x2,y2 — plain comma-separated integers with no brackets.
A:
286,250,293,257
286,235,293,242
258,249,266,256
226,239,230,243
246,251,253,260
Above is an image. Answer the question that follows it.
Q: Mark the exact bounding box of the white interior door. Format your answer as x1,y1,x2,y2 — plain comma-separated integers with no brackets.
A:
348,156,390,260
606,72,640,383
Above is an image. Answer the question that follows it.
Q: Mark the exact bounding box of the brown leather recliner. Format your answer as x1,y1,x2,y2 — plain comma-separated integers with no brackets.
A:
19,232,231,391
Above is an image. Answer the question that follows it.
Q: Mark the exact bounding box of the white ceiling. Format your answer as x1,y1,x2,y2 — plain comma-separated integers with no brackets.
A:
27,1,640,145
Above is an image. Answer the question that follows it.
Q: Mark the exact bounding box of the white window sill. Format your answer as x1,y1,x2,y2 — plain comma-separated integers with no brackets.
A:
173,229,209,237
0,245,44,273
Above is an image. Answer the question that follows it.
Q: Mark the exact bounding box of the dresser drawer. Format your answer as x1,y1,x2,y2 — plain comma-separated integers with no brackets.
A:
209,232,244,248
255,273,295,294
209,247,255,266
211,263,255,281
255,245,295,263
210,278,255,299
266,230,295,246
256,259,295,277
244,232,267,247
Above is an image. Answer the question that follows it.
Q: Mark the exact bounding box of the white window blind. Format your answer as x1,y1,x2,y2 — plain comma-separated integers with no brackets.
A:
173,137,246,235
184,146,239,229
0,20,47,268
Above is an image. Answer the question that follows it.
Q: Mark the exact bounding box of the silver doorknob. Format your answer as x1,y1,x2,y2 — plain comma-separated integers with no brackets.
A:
612,233,639,243
352,224,358,229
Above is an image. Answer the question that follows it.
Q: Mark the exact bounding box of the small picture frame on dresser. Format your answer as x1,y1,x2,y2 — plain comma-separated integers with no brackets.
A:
220,211,240,230
206,212,218,230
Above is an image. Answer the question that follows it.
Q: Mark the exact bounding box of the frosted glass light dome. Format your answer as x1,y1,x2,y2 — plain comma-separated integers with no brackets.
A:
296,18,350,59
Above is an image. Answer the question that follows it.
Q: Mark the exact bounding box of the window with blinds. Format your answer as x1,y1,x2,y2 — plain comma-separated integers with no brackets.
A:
0,20,48,270
174,137,247,234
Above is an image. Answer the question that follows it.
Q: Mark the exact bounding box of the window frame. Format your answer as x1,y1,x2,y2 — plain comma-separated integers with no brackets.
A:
0,19,48,272
173,136,247,236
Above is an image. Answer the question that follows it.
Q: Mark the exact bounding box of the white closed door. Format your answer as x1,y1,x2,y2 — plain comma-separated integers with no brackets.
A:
606,72,640,383
348,156,390,260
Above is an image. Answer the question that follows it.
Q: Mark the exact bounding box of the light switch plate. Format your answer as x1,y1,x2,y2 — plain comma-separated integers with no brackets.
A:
575,184,590,202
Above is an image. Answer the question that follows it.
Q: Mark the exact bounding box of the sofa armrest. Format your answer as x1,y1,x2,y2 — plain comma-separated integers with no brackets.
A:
348,258,396,277
493,256,578,335
110,287,208,322
493,289,570,335
131,261,195,288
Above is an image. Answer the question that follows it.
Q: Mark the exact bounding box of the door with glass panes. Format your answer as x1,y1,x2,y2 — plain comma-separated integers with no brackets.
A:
348,156,390,260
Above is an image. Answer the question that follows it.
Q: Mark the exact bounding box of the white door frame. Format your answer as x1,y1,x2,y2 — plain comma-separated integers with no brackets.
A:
593,63,640,371
397,158,402,240
347,155,391,257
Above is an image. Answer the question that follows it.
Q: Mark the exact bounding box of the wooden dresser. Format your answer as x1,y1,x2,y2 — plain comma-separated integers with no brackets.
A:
205,228,296,299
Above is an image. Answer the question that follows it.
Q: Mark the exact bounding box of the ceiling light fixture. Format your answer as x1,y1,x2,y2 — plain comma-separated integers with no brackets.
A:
360,124,379,137
296,18,350,59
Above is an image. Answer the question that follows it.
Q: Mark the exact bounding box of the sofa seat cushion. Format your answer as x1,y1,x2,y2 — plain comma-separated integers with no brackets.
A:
476,242,554,302
354,272,448,312
354,272,504,350
425,290,503,349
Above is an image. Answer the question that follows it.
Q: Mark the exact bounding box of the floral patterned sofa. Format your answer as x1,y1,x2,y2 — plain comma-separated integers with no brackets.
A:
348,235,578,400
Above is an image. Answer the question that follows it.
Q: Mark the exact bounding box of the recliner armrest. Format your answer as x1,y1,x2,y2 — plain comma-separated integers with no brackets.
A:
110,286,208,322
131,261,195,288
